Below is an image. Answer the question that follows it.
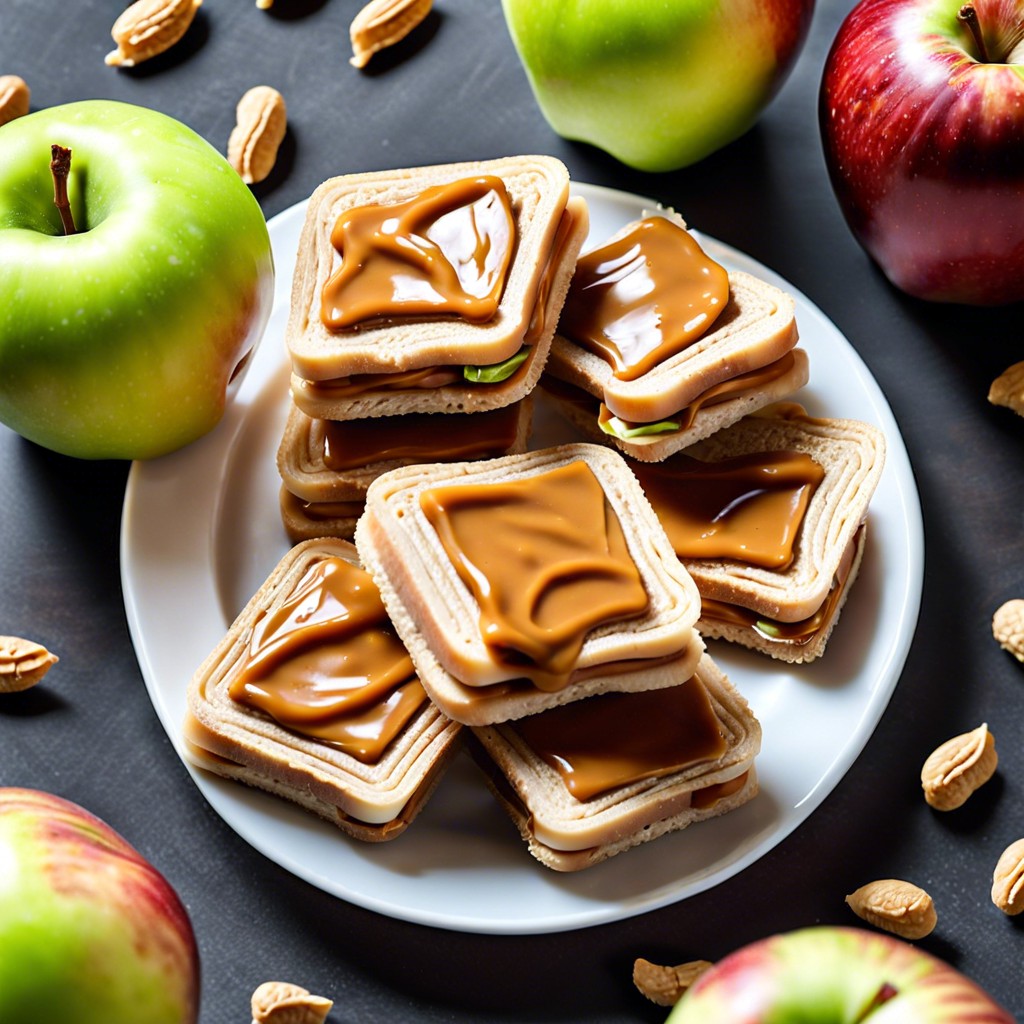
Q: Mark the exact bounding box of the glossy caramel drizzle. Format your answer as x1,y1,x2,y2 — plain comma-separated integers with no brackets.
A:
321,176,515,330
419,460,649,691
229,557,425,763
633,450,824,570
323,403,523,471
514,674,727,801
559,217,729,381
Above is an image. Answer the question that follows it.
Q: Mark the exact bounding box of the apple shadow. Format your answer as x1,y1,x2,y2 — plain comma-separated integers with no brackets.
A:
116,9,210,77
356,8,443,77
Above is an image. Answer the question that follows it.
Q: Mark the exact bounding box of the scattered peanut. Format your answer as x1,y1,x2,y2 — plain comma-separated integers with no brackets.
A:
845,879,937,940
0,75,30,127
227,85,287,185
633,958,713,1006
992,599,1024,662
992,839,1024,916
251,981,332,1024
106,0,203,68
921,723,997,811
256,0,274,7
349,0,432,69
988,362,1024,417
0,636,58,694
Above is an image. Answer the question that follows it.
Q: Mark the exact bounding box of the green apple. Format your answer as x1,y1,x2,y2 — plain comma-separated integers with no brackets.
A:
666,926,1014,1022
0,99,274,460
0,788,199,1023
501,0,816,172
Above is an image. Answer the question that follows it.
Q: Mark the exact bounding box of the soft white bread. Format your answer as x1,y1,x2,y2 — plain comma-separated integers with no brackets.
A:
184,538,462,841
635,404,886,663
354,443,704,726
548,266,800,426
542,347,809,463
286,156,590,420
467,653,760,871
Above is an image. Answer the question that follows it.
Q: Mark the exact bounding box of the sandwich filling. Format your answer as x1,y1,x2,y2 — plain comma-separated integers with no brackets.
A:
558,216,730,381
228,556,427,764
418,459,650,692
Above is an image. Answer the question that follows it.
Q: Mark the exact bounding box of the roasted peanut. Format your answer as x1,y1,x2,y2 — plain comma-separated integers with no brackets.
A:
921,723,997,810
845,879,937,940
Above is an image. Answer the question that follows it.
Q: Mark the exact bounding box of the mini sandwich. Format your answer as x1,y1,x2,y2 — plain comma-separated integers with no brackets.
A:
630,404,887,663
277,398,534,542
286,155,590,422
467,653,760,871
184,538,462,841
354,442,705,726
544,213,808,462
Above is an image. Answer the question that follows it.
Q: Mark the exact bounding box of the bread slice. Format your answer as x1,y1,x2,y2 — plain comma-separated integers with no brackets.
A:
631,404,886,663
278,486,365,543
355,443,704,726
184,538,462,840
544,214,803,461
286,156,590,420
542,347,809,463
467,653,760,871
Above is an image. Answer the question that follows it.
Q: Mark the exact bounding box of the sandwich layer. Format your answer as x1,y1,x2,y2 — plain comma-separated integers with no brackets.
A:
184,538,462,839
468,653,760,871
631,404,886,662
355,443,704,725
287,156,589,419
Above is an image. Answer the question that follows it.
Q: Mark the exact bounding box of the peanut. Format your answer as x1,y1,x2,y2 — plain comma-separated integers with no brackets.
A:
920,723,997,810
845,879,937,940
227,86,287,186
106,0,202,69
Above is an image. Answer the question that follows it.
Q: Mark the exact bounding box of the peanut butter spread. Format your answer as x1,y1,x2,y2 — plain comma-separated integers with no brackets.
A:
321,175,515,330
514,674,727,801
633,451,824,569
229,557,425,763
323,402,523,471
419,460,649,691
559,216,729,381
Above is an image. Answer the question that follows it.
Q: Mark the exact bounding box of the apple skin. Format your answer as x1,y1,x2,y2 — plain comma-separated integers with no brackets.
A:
819,0,1024,305
0,787,199,1024
501,0,815,172
0,99,274,459
666,926,1014,1023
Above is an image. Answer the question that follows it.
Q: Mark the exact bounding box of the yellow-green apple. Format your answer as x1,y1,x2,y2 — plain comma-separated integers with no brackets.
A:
0,787,199,1023
666,926,1013,1022
0,99,274,459
501,0,815,172
820,0,1024,305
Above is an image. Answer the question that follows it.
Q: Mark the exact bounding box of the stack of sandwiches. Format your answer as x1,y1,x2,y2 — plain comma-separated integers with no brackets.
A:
277,155,589,541
183,161,888,870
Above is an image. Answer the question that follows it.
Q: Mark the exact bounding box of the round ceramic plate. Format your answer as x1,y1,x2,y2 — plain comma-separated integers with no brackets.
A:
121,182,924,935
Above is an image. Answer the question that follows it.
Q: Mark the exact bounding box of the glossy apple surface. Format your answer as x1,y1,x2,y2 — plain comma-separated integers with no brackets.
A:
0,100,274,459
666,926,1013,1022
820,0,1024,305
501,0,815,172
0,788,199,1023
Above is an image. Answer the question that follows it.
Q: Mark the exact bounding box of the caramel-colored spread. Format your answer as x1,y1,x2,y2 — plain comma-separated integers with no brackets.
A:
514,674,727,801
701,527,863,643
633,450,824,570
559,217,729,382
419,460,649,691
229,557,425,763
280,491,365,522
321,175,515,330
691,770,750,810
323,403,523,471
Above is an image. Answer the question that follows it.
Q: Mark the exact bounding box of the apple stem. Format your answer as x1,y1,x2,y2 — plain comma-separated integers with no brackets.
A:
49,144,77,236
854,981,899,1021
957,4,991,62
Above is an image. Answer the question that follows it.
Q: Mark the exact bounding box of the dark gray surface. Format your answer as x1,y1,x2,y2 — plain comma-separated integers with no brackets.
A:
2,1,1023,1021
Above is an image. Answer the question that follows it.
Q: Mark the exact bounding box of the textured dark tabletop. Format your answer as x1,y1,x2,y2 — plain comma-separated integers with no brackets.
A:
2,1,1023,1021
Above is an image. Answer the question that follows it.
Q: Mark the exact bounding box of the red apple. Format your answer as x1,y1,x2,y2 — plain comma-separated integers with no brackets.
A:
819,0,1024,305
666,926,1013,1022
0,788,199,1024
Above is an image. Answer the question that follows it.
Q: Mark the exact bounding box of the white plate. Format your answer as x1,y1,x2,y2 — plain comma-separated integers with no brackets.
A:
121,182,923,935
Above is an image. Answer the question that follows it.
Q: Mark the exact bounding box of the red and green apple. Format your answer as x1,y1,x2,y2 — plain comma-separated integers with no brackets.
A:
820,0,1024,305
666,926,1013,1022
501,0,815,172
0,787,199,1023
0,99,274,460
